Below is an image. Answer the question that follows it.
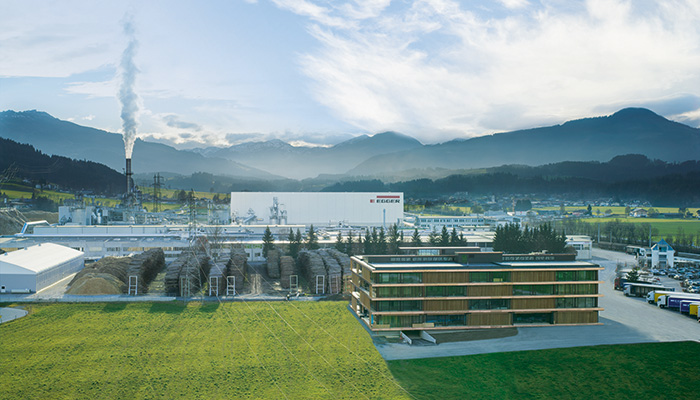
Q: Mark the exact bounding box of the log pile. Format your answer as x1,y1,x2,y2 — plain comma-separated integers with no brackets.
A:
227,248,248,293
125,249,165,294
298,250,327,294
266,249,281,279
279,256,297,289
318,249,343,294
164,250,210,296
208,262,228,296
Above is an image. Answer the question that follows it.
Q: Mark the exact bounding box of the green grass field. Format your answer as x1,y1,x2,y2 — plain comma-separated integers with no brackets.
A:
2,303,700,399
536,205,700,216
388,341,700,399
0,302,409,400
579,217,700,240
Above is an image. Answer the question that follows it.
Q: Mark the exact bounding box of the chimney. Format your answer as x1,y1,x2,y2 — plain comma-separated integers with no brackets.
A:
126,158,133,194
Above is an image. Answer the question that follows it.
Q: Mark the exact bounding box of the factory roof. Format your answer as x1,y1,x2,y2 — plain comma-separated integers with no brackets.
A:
0,243,83,275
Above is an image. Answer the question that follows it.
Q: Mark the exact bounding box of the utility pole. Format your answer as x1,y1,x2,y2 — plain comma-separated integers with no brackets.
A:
152,173,162,213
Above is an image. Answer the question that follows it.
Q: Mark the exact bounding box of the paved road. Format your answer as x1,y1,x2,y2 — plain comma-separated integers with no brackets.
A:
376,248,700,360
0,307,28,324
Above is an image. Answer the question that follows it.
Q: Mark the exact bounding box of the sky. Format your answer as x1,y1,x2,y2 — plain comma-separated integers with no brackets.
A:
1,0,700,149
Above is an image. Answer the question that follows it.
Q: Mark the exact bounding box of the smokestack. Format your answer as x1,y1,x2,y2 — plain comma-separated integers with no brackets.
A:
126,158,133,194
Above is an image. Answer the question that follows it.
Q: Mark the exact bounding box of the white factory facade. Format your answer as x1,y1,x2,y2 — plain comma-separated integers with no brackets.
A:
230,192,404,227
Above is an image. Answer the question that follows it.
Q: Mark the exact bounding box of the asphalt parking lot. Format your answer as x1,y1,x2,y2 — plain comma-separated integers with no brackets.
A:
376,248,700,361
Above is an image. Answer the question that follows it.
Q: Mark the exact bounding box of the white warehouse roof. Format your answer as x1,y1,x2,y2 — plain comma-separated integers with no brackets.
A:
0,243,84,275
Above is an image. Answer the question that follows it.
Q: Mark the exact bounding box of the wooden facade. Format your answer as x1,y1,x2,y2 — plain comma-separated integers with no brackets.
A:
350,250,603,332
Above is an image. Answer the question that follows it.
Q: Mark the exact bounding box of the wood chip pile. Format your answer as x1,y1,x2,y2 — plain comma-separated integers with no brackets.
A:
266,249,281,278
66,256,131,295
279,256,297,289
227,248,248,292
125,249,165,294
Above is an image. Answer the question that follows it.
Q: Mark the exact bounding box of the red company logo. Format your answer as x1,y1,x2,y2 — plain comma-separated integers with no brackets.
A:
371,195,400,204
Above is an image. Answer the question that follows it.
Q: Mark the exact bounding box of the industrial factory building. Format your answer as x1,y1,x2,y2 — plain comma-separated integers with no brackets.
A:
0,243,84,293
230,192,404,227
350,250,602,332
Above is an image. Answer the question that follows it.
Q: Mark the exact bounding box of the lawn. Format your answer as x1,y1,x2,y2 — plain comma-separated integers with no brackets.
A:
3,302,700,400
580,217,700,240
0,302,409,400
388,341,700,400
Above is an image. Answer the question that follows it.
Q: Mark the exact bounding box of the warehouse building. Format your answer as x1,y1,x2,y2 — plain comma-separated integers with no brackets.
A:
230,192,404,227
0,243,84,293
350,250,602,332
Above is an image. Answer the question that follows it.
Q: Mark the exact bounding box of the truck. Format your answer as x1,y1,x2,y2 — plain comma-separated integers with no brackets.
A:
680,300,700,314
646,290,678,304
623,283,674,297
614,277,628,291
689,303,700,318
656,293,700,309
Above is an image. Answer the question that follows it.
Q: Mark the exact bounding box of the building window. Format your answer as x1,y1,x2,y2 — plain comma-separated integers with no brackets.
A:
513,313,553,324
469,299,510,310
556,271,597,281
374,315,423,328
373,273,422,284
555,284,597,295
556,297,597,308
425,286,468,297
426,314,466,327
513,285,554,296
373,300,423,312
375,286,423,298
469,272,510,283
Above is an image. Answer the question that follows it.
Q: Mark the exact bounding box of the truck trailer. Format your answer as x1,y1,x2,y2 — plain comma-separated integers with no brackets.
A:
646,290,677,304
656,293,700,309
623,283,674,297
679,300,700,314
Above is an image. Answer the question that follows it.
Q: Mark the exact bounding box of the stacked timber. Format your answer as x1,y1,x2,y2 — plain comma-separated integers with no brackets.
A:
207,262,227,296
124,249,166,294
266,249,281,279
325,248,351,276
318,249,343,294
164,250,210,296
279,256,297,289
227,248,248,293
298,250,326,294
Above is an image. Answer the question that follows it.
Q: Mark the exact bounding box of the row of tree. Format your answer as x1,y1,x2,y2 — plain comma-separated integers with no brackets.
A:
493,223,568,254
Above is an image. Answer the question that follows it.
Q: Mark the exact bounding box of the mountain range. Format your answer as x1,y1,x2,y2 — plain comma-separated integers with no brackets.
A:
1,108,699,180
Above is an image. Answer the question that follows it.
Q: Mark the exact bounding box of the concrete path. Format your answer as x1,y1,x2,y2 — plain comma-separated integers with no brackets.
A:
0,307,28,324
376,248,700,360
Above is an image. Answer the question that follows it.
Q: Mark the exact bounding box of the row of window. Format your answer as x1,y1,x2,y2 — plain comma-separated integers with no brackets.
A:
373,312,578,328
369,284,598,298
370,271,597,284
371,296,598,312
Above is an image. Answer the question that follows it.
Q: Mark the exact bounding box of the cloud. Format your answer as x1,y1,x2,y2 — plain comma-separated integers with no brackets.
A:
163,114,202,131
277,0,700,139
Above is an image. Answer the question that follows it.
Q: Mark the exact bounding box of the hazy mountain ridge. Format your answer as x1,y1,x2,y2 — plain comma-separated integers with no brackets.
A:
348,108,700,176
194,131,423,179
0,110,279,179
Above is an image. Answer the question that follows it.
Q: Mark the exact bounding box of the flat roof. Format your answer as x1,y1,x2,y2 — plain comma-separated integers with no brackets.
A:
0,243,83,274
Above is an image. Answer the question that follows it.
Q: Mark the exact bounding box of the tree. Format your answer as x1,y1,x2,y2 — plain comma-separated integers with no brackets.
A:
387,224,401,255
335,231,344,252
345,231,354,256
514,199,532,212
450,227,459,246
363,229,372,254
411,228,422,247
262,226,274,258
306,224,319,250
471,204,484,214
440,226,450,246
377,227,387,255
624,205,631,215
177,189,188,203
559,204,566,215
288,228,302,258
626,267,641,283
586,204,592,216
428,229,440,246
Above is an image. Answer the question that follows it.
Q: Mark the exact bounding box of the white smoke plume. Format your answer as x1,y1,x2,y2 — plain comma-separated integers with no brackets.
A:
119,15,139,159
